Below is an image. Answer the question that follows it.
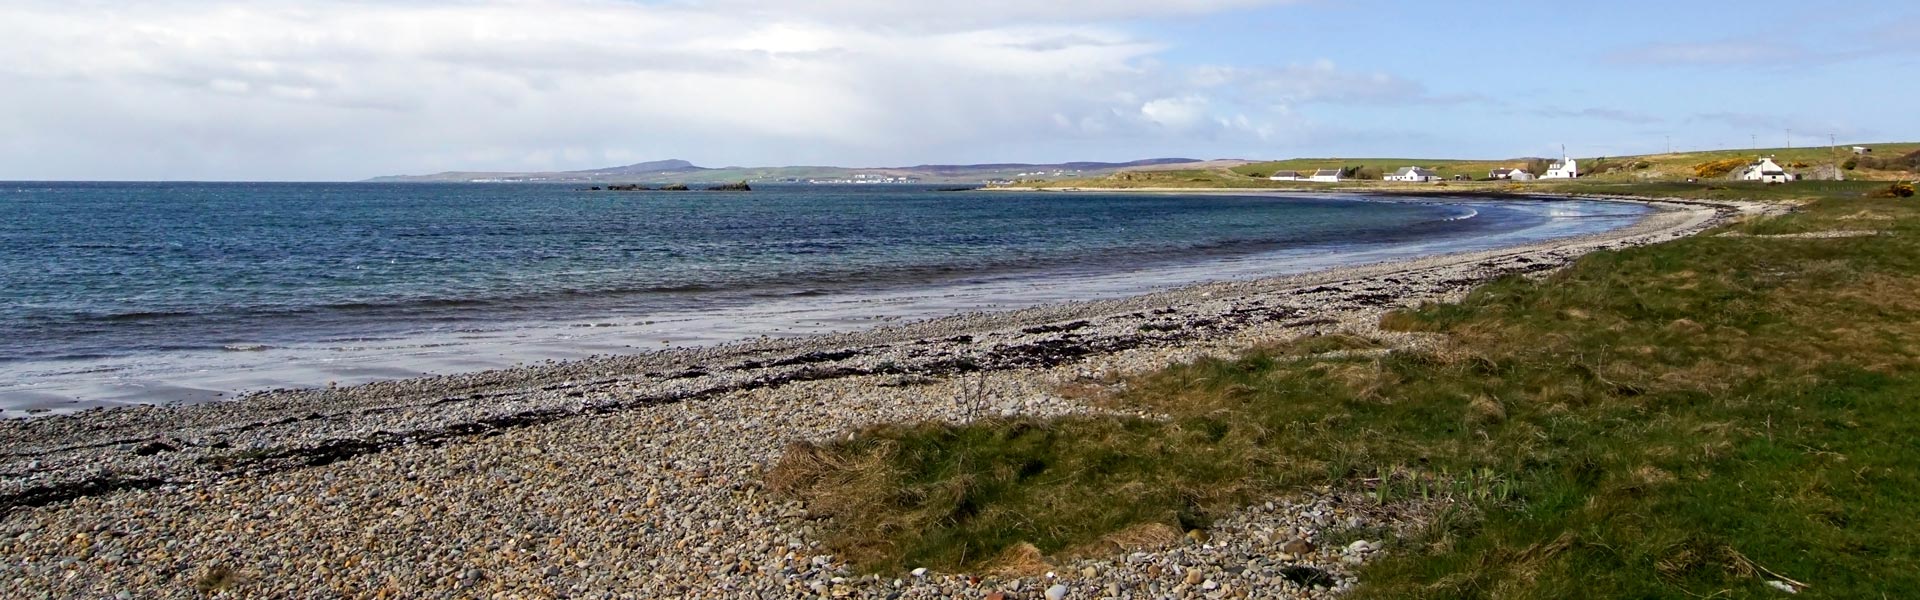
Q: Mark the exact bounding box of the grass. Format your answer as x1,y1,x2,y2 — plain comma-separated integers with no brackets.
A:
769,186,1920,597
1012,142,1920,189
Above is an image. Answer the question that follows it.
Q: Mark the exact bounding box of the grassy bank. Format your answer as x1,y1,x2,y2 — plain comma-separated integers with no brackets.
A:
770,188,1920,597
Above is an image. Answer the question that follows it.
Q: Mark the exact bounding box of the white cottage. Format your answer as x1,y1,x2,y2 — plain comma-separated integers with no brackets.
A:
1738,157,1795,184
1385,167,1440,182
1308,169,1343,183
1489,168,1535,181
1542,157,1579,179
1267,170,1306,181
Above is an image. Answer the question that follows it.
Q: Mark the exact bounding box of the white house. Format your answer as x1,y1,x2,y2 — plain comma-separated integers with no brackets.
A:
1308,168,1343,183
1853,146,1873,155
1490,168,1535,181
1385,167,1440,182
1737,157,1795,184
1267,170,1306,181
1542,157,1579,179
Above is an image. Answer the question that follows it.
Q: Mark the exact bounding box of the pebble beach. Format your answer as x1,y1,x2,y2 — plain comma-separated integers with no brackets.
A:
0,195,1742,599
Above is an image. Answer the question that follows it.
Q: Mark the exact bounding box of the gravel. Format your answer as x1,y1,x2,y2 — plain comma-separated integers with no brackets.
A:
0,197,1746,598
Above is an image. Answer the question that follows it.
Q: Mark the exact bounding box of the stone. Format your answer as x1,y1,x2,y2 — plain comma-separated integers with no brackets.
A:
1045,584,1069,600
1280,539,1315,555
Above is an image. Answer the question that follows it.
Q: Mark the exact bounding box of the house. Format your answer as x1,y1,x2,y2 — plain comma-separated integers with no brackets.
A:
1384,167,1440,182
1489,168,1535,181
1267,170,1305,181
1737,157,1796,184
1542,157,1579,179
1853,146,1873,155
1308,169,1343,183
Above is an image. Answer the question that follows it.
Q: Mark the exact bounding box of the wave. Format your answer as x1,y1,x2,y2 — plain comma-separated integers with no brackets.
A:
221,344,276,352
1444,208,1480,222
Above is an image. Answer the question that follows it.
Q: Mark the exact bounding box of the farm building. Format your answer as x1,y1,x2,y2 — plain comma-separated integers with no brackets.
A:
1489,168,1535,181
1385,167,1440,182
1308,169,1343,183
1267,171,1305,181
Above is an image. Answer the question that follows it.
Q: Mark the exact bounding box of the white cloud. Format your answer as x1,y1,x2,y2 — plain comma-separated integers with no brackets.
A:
0,0,1371,180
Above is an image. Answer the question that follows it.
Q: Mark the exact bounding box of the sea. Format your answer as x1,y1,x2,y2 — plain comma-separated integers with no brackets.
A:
0,182,1649,413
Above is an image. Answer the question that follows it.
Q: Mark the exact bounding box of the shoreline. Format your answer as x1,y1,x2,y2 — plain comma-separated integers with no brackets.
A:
0,193,1748,597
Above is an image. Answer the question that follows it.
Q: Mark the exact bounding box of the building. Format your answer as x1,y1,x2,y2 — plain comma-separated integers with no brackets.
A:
1384,167,1440,182
1267,170,1305,181
1853,146,1873,155
1542,157,1579,179
1489,168,1535,181
1737,157,1796,184
1308,169,1343,183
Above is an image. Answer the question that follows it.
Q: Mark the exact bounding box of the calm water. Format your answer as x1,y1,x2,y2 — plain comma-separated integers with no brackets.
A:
0,183,1646,410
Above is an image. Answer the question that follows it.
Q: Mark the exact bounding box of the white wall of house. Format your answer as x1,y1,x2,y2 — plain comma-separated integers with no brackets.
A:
1542,159,1578,179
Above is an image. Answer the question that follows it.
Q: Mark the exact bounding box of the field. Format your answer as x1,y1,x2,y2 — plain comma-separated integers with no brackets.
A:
770,184,1920,598
1023,142,1920,190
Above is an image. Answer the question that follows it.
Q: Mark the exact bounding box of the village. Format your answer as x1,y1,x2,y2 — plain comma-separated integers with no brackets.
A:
1263,145,1891,185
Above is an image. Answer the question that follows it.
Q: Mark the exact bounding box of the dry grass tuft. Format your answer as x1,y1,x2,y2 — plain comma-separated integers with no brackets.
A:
985,542,1053,577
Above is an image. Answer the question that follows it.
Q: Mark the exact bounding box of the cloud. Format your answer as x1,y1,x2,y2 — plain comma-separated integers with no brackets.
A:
0,0,1376,180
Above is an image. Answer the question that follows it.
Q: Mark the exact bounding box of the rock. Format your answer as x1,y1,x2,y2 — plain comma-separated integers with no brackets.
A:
659,183,691,191
1346,540,1375,554
910,567,928,578
1186,529,1210,544
705,181,752,192
1280,539,1315,555
1045,584,1069,600
1185,569,1205,585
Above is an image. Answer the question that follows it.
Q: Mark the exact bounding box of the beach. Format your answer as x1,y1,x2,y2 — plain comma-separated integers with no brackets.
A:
0,194,1742,598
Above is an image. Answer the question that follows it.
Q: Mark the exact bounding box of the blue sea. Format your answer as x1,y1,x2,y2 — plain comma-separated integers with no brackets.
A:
0,183,1647,411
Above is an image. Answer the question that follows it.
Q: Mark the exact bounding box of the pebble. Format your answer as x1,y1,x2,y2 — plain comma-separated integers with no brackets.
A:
0,202,1737,599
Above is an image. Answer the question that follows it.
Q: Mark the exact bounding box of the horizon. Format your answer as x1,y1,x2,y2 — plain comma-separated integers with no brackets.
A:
3,0,1917,181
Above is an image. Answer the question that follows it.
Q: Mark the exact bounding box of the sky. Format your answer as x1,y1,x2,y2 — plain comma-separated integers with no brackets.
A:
1,0,1915,181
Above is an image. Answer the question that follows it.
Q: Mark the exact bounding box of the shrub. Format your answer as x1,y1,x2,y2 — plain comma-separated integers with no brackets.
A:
1885,182,1916,198
1843,158,1859,170
1693,158,1749,178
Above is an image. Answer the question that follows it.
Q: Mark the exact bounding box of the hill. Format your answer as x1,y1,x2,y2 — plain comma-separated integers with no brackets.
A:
364,158,1207,184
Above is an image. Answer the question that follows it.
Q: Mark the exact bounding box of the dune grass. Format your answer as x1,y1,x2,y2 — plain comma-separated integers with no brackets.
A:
769,189,1920,598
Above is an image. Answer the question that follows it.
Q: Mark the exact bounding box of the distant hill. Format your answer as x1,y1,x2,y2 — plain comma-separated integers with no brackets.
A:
364,158,1207,184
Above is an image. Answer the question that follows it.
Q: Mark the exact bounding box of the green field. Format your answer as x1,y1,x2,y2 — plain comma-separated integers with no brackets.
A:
1013,143,1920,190
772,183,1920,598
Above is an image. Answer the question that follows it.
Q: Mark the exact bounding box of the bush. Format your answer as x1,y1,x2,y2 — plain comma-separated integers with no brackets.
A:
1843,158,1859,170
1885,182,1916,198
1694,158,1750,178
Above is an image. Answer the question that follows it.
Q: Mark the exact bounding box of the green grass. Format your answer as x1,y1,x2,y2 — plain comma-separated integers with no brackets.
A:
770,187,1920,597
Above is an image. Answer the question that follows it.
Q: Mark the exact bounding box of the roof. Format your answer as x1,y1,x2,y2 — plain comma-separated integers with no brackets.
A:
1312,169,1342,176
1392,167,1438,177
1490,168,1519,174
1269,170,1301,177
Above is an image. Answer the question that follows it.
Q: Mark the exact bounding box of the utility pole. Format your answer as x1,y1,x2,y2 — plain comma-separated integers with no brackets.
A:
1751,134,1757,149
1787,129,1794,149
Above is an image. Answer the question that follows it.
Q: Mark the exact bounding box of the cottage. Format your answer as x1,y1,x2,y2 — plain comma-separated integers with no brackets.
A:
1384,166,1440,182
1737,157,1796,184
1489,168,1535,181
1267,170,1305,181
1542,157,1579,179
1308,169,1343,183
1853,146,1873,155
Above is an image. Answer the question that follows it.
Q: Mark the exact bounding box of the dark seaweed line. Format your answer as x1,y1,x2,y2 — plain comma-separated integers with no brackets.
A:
0,302,1312,518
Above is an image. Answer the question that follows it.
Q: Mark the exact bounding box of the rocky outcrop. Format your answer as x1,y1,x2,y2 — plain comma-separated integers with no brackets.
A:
705,181,751,192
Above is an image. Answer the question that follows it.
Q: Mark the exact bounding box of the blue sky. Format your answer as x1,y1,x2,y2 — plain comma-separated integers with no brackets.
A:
0,0,1914,180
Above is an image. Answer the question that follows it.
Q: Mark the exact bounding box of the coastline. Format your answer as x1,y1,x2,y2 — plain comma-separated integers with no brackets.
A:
0,193,1746,597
